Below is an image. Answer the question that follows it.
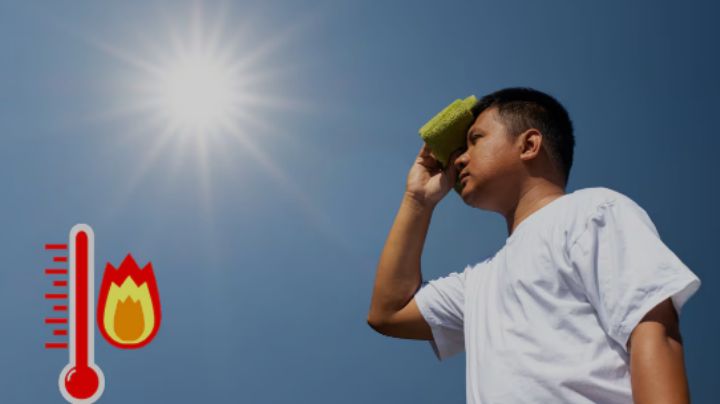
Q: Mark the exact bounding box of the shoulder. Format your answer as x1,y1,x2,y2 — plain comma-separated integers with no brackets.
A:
567,186,636,208
564,186,650,218
465,255,494,276
561,187,654,247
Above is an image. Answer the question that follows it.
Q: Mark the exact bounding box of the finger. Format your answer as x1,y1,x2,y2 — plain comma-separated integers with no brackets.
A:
417,144,440,165
418,157,441,172
419,143,433,158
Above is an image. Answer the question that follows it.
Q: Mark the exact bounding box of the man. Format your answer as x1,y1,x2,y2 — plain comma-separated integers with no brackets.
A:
367,87,701,403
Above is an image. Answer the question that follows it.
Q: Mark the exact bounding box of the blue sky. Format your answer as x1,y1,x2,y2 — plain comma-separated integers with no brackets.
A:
1,0,718,402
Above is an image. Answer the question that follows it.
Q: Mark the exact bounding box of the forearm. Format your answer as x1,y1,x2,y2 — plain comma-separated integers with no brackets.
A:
368,194,434,323
630,323,690,404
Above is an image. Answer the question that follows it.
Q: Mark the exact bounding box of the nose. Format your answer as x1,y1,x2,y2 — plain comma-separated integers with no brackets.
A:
453,148,468,171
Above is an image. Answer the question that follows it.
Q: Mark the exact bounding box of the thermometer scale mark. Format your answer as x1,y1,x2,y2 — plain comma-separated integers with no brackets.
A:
44,244,69,350
45,293,69,300
45,318,68,324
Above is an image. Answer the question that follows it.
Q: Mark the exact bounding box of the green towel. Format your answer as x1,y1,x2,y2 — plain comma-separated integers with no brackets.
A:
418,95,477,194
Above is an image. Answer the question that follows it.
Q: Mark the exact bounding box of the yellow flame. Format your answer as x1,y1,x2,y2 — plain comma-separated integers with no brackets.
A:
103,278,155,344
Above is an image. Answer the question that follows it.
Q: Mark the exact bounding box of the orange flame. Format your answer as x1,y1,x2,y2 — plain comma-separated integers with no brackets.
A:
97,254,161,349
114,298,144,341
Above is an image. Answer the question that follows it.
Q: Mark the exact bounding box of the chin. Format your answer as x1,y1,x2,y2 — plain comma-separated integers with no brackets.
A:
460,185,480,207
462,184,492,210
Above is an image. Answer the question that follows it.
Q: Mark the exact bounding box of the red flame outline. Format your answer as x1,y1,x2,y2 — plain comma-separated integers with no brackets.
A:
97,254,161,349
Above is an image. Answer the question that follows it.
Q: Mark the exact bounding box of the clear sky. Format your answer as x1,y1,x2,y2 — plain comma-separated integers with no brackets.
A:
1,0,718,402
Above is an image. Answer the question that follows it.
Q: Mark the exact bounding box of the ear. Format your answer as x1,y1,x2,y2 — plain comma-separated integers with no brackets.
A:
517,129,543,161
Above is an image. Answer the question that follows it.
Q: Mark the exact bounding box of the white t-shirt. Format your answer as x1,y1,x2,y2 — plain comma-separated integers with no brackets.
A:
414,187,701,404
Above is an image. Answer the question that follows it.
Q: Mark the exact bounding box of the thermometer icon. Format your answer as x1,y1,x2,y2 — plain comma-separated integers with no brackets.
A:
57,224,105,403
45,223,160,401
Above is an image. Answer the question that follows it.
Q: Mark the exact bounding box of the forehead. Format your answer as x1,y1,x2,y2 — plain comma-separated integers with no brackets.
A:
467,106,506,136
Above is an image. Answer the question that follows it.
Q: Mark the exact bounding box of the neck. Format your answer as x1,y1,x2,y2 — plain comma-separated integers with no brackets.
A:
504,180,566,236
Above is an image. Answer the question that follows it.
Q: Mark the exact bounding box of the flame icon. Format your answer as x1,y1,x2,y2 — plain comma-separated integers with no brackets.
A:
97,254,161,349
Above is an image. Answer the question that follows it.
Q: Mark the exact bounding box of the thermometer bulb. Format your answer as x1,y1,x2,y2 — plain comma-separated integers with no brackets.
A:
63,366,100,399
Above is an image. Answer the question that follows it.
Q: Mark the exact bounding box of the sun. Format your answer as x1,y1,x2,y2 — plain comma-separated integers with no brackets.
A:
157,53,237,135
93,4,277,140
80,3,353,251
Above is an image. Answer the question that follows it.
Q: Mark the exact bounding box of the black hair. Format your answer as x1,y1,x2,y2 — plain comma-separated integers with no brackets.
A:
472,87,575,188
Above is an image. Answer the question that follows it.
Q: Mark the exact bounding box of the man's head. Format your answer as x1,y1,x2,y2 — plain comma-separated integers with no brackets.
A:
454,87,575,212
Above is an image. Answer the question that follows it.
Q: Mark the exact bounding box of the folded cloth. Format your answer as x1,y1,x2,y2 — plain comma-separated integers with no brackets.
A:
418,95,477,194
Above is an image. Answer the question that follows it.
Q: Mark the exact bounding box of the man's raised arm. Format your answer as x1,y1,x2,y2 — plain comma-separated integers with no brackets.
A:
367,145,461,340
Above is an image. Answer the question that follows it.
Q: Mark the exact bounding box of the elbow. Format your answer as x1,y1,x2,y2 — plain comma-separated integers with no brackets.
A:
366,314,389,335
367,318,380,333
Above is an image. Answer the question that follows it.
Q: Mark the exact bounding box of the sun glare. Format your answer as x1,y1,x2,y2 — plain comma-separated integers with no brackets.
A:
157,54,236,134
87,4,352,250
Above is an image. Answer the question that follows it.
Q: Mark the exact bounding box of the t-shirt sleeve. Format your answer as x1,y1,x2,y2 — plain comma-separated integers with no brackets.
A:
413,268,467,361
567,195,701,352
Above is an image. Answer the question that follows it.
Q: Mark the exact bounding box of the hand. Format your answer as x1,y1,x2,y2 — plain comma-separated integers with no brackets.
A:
405,144,462,208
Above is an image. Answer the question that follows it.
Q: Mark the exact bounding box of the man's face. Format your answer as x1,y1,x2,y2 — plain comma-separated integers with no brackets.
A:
453,107,524,211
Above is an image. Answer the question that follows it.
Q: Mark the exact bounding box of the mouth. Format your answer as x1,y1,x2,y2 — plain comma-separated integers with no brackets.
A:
459,172,469,184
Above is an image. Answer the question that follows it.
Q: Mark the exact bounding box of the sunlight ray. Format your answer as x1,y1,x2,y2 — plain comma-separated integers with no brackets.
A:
102,122,180,222
71,3,350,250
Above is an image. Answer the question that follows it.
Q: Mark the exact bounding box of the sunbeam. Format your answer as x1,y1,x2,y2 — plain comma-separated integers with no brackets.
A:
91,3,301,218
61,2,354,251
